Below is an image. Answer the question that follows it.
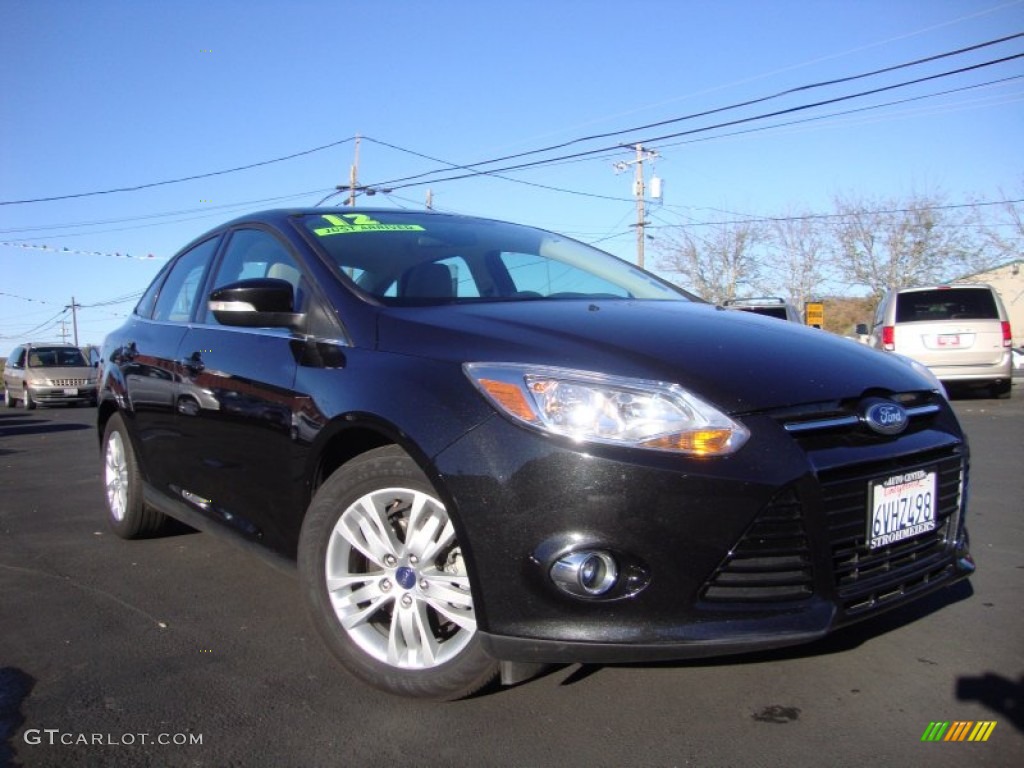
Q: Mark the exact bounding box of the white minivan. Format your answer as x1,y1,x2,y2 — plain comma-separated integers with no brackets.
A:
865,284,1014,398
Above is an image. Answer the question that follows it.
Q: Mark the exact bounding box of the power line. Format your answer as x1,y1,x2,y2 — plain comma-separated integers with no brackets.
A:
0,138,355,206
358,137,634,204
372,52,1024,193
0,188,333,235
647,198,1024,230
365,34,1024,189
654,74,1024,151
0,309,69,340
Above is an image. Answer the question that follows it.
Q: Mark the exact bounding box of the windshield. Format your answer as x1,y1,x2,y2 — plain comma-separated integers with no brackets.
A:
28,347,88,367
294,211,692,306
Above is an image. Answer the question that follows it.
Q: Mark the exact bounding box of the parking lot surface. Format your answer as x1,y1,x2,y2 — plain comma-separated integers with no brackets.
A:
1,388,1022,767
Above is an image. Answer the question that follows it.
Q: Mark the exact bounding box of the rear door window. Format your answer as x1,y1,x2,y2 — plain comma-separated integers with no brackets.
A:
152,238,221,323
895,289,998,323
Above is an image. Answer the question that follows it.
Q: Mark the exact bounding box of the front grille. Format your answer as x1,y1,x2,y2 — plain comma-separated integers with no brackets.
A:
47,378,91,387
774,391,946,452
701,490,815,603
820,447,964,618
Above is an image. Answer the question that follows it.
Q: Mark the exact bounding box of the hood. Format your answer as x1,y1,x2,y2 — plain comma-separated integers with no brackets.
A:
375,300,933,413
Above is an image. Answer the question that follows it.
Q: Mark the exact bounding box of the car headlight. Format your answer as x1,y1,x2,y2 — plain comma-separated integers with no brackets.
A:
464,363,749,457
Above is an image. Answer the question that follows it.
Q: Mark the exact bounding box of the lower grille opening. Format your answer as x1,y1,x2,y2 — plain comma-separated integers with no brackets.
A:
701,490,814,603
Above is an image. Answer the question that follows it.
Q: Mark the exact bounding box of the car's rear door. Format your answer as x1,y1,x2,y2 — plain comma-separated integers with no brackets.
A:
111,236,221,493
894,288,1005,367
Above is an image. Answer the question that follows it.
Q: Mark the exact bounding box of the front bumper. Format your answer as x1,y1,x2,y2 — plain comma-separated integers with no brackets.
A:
433,395,973,664
27,385,97,405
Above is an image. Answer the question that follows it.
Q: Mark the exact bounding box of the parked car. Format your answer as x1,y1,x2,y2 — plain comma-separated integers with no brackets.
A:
4,342,98,409
723,296,802,322
861,284,1013,398
98,209,974,700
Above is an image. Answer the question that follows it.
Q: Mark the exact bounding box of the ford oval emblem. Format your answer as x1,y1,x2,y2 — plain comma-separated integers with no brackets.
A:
863,402,908,435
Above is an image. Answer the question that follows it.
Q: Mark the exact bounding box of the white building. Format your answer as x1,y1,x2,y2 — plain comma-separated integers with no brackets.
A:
958,259,1023,348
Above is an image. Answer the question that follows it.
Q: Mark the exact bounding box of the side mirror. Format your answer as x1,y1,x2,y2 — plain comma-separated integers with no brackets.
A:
208,278,305,331
855,323,869,336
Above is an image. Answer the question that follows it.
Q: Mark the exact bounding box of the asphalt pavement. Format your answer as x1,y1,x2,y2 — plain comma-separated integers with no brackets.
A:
1,386,1022,767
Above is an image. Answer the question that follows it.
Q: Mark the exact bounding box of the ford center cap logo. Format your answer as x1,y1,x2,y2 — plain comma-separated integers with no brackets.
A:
863,402,908,435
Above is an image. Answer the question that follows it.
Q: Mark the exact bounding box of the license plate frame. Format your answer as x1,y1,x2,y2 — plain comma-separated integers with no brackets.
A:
867,468,937,550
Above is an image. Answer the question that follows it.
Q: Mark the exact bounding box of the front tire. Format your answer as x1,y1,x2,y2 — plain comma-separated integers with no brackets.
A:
298,446,498,700
102,413,168,538
21,388,35,410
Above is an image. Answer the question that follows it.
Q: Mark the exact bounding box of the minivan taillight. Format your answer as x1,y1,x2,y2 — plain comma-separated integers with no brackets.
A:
881,326,895,351
1002,321,1012,347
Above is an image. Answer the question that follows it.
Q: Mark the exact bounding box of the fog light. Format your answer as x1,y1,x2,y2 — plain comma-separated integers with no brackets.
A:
550,550,619,598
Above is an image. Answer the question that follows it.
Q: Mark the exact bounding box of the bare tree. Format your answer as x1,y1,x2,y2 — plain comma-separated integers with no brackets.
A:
655,220,763,304
760,211,832,308
974,181,1023,269
829,192,982,293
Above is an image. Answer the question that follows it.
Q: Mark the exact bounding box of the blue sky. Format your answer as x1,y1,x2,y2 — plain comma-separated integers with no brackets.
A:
1,0,1022,346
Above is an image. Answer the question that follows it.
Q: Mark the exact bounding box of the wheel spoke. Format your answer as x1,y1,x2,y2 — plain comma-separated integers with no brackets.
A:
338,495,401,567
325,573,374,593
408,510,456,565
387,601,439,667
421,573,476,630
335,583,392,630
405,496,449,561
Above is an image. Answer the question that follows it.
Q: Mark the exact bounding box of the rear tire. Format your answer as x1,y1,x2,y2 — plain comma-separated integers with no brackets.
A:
102,413,168,538
992,380,1012,399
3,386,13,408
298,446,498,700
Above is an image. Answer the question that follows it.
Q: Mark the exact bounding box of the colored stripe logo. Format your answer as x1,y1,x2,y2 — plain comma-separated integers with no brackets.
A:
921,721,997,742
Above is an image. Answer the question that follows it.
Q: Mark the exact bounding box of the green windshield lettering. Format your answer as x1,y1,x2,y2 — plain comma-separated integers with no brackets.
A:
314,214,426,236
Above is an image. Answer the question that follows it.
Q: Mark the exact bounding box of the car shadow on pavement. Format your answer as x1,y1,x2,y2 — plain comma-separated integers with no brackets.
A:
0,411,92,437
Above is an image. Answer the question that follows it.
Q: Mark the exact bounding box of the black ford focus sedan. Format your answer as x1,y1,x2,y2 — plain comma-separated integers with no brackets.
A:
98,208,974,700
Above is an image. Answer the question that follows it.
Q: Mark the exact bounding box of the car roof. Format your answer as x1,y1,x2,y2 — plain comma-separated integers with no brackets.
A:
215,207,494,230
894,283,996,293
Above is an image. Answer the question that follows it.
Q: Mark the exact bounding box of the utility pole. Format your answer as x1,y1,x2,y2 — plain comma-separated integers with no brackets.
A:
66,297,81,346
347,134,361,206
425,189,433,210
57,319,70,343
614,144,659,269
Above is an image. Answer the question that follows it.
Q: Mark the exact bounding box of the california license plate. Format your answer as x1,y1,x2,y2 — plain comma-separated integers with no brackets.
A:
63,388,78,396
867,469,937,549
937,334,961,347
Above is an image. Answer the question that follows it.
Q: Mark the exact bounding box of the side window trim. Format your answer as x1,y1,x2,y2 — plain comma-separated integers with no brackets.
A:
150,235,223,324
134,260,174,320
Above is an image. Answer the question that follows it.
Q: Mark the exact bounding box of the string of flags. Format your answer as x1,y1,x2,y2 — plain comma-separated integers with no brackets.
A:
1,241,167,260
